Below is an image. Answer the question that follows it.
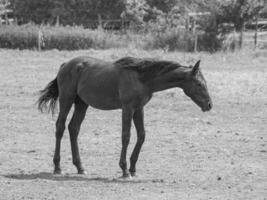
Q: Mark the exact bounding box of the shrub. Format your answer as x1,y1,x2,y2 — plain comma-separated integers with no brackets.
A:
0,23,224,52
221,32,240,51
0,24,39,49
0,24,129,50
144,28,194,51
142,9,223,52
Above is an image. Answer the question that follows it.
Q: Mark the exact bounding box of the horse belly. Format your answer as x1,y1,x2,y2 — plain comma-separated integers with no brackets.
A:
77,70,121,110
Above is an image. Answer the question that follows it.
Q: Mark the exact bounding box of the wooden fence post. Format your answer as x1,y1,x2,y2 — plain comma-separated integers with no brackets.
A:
254,16,258,48
56,16,60,26
192,18,198,52
98,14,103,29
194,33,198,52
239,23,244,49
38,30,43,51
185,15,189,52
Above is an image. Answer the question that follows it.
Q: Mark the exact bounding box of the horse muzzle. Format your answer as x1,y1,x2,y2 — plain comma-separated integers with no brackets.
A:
202,101,212,112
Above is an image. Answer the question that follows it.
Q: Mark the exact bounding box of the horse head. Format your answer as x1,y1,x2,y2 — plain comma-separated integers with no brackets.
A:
182,60,212,112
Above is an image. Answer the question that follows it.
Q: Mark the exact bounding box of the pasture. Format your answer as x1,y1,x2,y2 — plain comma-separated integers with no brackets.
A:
0,49,266,199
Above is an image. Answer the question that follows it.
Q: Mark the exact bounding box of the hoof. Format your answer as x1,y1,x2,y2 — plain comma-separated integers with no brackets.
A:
78,169,87,175
119,173,132,179
118,175,132,181
53,169,62,175
130,171,136,177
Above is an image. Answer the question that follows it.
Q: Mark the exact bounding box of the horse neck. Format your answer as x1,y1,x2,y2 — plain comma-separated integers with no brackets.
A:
147,68,190,93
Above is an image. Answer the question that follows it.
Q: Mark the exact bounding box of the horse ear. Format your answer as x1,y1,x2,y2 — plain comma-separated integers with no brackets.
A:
192,60,200,76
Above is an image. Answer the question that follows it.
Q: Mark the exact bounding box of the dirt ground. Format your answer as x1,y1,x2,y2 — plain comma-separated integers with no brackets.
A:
0,49,266,200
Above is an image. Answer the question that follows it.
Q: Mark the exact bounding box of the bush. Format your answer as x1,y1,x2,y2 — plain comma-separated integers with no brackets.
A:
0,24,39,49
144,26,221,52
141,9,223,52
221,32,241,51
144,27,195,51
197,31,222,52
0,24,129,50
0,23,223,52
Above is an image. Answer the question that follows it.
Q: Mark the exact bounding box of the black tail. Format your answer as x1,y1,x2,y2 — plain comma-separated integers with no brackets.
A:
38,78,59,115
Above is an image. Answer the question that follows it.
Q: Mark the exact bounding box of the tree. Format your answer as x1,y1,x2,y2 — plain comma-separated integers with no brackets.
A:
9,0,125,26
123,0,150,26
213,0,264,48
217,0,265,30
146,0,176,13
9,0,55,24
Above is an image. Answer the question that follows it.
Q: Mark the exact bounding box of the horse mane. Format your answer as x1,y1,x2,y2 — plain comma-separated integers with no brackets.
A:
114,57,182,81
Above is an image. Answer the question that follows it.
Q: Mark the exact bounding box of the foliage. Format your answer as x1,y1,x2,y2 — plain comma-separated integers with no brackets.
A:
3,0,267,52
123,0,149,28
144,27,221,52
9,0,125,25
143,1,222,52
0,24,130,50
8,0,266,30
0,24,39,49
146,0,177,13
0,24,222,52
216,0,265,31
144,28,194,51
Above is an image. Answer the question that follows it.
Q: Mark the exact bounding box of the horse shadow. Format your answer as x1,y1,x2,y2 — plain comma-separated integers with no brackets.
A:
3,172,163,184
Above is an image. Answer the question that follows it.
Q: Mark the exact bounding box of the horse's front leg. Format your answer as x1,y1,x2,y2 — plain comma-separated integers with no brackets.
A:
119,105,133,177
129,107,145,176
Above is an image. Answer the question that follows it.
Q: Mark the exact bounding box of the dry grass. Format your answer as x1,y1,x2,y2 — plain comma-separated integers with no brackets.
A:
0,49,266,200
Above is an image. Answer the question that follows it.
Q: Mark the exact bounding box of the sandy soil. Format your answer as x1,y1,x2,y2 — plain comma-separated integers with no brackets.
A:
0,49,266,200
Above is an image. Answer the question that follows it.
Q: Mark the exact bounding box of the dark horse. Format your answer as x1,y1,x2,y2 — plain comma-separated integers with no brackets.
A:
38,56,212,177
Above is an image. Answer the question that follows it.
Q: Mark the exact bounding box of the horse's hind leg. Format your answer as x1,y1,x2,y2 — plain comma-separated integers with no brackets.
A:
119,105,134,177
68,96,88,174
53,96,73,174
